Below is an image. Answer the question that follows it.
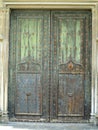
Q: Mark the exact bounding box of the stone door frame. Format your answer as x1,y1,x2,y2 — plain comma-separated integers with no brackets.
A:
0,1,98,124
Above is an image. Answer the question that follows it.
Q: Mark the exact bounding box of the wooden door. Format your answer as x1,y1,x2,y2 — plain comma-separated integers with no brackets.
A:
50,11,92,122
9,10,50,121
9,10,92,122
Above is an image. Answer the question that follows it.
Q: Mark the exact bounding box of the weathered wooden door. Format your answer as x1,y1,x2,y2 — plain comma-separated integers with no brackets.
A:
9,10,91,122
50,11,92,122
9,10,50,121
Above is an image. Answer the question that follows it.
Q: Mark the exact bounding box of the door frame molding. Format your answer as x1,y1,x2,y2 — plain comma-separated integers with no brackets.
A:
0,1,98,124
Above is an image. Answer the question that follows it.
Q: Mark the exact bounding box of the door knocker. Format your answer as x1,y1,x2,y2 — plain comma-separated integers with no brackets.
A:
68,62,73,70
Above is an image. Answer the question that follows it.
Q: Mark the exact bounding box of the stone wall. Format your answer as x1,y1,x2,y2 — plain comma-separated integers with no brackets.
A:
0,0,9,122
0,0,3,121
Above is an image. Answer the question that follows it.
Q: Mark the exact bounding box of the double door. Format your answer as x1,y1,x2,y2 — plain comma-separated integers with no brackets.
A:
8,10,92,122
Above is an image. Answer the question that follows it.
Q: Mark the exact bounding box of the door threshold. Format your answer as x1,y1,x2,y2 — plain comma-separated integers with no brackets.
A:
9,118,89,123
50,120,90,123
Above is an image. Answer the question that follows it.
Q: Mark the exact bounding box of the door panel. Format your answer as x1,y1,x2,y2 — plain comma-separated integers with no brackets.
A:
50,11,91,121
9,10,92,122
9,10,50,121
58,17,84,117
16,14,43,115
58,74,84,116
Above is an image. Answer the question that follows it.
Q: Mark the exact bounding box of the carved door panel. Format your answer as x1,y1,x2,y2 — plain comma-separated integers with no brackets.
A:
9,10,50,121
50,11,92,121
